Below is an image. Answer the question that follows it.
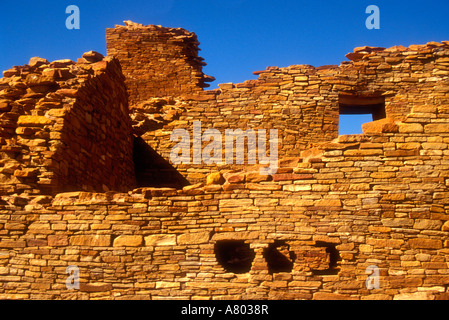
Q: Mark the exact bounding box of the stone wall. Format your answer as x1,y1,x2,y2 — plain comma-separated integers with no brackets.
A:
106,21,215,106
0,22,449,300
1,99,449,299
1,105,449,299
0,52,136,196
110,22,449,184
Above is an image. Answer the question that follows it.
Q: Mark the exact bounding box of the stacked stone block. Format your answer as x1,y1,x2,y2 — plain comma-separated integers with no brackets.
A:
106,21,215,106
1,120,449,300
121,23,448,184
0,52,136,196
0,22,449,300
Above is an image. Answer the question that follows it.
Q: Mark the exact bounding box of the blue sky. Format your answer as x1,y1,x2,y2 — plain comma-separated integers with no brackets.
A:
1,0,448,134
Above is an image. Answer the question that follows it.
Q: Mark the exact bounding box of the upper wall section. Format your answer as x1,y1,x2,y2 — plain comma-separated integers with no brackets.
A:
0,52,136,196
339,43,449,121
106,21,215,106
133,39,449,184
106,23,449,167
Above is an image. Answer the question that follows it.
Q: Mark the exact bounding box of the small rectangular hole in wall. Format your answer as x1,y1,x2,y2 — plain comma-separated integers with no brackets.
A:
263,240,296,274
311,242,341,275
214,240,255,274
338,95,386,135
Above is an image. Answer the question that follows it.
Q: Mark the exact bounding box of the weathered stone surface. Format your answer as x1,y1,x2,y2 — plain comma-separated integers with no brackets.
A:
144,234,176,246
107,22,213,104
69,235,111,247
219,198,253,207
313,292,354,300
409,238,443,249
0,100,11,112
82,51,104,63
0,22,449,301
272,173,312,181
424,124,449,133
442,221,449,231
80,283,113,292
206,172,224,185
47,235,69,247
224,172,246,184
398,123,424,133
177,232,210,245
393,292,430,300
243,172,267,183
314,199,342,207
212,231,259,241
50,59,75,68
28,57,49,67
0,49,136,197
17,115,53,126
25,73,56,86
362,118,398,134
283,184,312,192
55,88,78,97
382,194,405,201
113,235,143,247
366,238,404,248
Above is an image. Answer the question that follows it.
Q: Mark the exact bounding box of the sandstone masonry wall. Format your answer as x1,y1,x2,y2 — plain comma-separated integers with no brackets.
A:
128,33,449,184
1,93,449,299
106,21,215,106
0,22,449,300
0,52,136,196
1,107,449,299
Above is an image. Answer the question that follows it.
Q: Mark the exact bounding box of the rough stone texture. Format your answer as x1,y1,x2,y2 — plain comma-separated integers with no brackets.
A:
0,53,136,195
0,21,449,300
116,23,449,184
106,21,215,105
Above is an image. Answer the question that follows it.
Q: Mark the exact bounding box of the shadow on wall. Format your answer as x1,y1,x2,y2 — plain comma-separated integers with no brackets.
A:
311,242,341,275
263,240,296,274
133,136,190,189
214,240,256,274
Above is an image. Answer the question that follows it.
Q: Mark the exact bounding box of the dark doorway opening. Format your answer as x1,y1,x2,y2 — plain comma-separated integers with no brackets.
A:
214,240,255,274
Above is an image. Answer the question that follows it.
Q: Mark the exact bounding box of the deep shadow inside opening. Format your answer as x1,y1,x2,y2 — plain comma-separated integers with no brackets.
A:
214,240,255,274
263,240,296,274
311,241,341,275
339,103,386,121
133,136,190,189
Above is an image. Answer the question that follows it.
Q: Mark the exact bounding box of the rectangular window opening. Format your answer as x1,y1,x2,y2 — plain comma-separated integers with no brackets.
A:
338,96,386,135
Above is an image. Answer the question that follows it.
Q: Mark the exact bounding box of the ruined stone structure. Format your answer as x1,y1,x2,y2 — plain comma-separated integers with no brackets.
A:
0,53,136,195
0,21,449,300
